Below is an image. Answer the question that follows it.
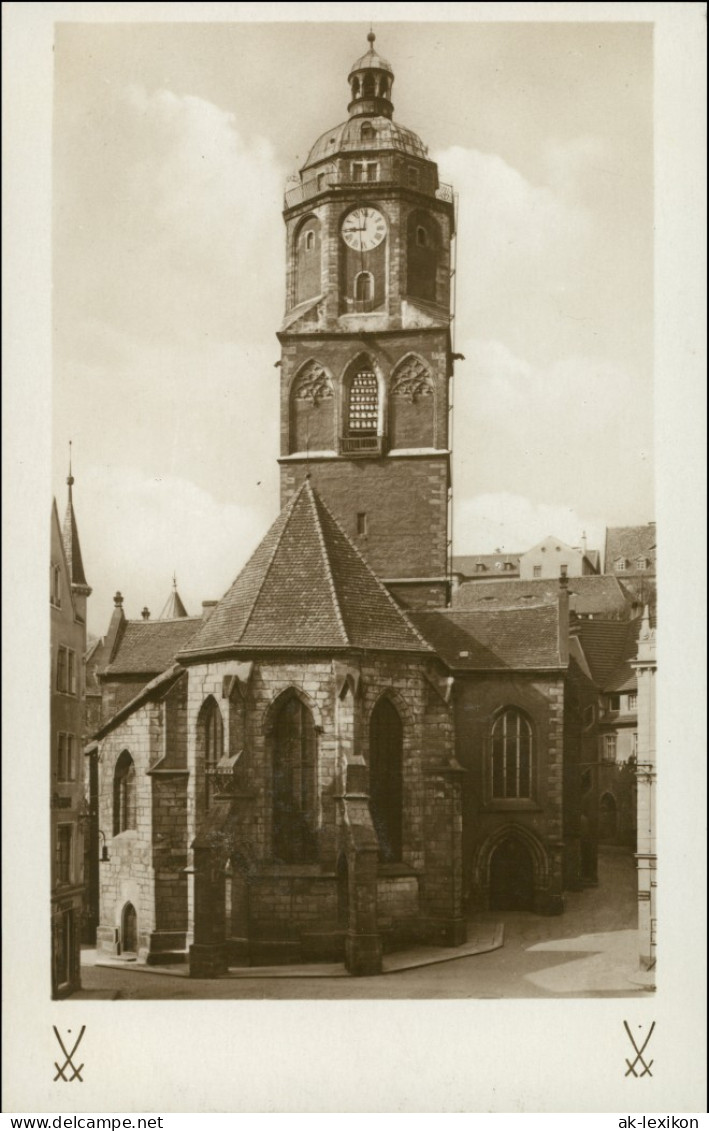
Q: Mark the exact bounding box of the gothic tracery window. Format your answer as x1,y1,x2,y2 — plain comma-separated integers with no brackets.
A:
272,694,317,863
199,696,224,810
491,710,533,800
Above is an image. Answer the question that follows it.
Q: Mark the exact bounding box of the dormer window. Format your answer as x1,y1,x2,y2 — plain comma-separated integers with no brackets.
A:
360,121,375,142
475,563,486,573
614,557,627,572
636,557,649,571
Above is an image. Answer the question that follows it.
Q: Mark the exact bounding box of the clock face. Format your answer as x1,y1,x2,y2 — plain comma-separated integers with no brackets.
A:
341,207,387,252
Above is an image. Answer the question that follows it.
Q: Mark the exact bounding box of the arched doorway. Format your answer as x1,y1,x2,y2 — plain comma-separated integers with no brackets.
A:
489,837,535,911
120,902,138,953
369,698,403,863
599,793,618,842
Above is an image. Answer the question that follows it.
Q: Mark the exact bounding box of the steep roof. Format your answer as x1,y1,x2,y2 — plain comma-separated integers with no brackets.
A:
102,617,201,676
604,525,657,574
180,479,430,659
452,574,631,618
573,615,652,691
62,480,89,589
410,604,564,672
158,584,189,620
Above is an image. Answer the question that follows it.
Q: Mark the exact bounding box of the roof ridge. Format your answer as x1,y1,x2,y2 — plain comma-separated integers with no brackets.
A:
237,483,306,644
310,488,432,653
304,482,350,646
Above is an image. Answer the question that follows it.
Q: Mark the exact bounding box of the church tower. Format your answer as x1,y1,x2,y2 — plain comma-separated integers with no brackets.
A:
278,33,456,610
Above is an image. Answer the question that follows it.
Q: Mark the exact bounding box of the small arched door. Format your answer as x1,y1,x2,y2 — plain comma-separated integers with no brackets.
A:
121,902,138,954
489,838,535,911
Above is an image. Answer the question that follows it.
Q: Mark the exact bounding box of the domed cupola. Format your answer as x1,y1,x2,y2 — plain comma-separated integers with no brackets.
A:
347,31,394,119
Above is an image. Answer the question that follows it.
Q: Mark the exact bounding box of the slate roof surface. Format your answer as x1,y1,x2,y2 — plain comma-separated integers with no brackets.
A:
180,480,431,658
573,615,654,691
604,525,657,574
103,617,202,676
453,575,631,617
410,604,563,671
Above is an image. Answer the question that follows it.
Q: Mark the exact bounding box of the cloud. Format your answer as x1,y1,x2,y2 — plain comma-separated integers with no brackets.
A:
454,338,654,522
55,83,286,349
454,492,607,557
79,465,272,636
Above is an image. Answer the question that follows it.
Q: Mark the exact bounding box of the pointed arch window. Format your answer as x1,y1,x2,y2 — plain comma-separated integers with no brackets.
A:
273,694,317,863
113,750,136,835
369,698,403,863
491,710,533,800
199,697,224,810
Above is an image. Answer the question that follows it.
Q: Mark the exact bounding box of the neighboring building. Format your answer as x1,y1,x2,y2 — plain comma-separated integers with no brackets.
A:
452,552,521,582
51,468,90,996
571,616,654,848
604,524,656,610
452,574,633,621
632,608,656,972
519,535,600,581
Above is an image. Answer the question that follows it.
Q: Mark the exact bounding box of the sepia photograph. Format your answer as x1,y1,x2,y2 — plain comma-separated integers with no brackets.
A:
4,1,706,1116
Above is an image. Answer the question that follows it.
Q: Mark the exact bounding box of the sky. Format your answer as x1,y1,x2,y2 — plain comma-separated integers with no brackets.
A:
51,18,655,636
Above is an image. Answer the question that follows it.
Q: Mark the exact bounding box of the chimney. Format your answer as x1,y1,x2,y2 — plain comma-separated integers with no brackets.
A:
202,600,218,620
141,607,151,620
558,572,569,665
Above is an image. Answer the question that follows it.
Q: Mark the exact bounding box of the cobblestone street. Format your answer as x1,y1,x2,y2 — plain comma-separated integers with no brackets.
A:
76,847,648,1000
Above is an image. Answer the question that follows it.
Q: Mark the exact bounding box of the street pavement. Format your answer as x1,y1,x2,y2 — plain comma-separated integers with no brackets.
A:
76,847,650,1000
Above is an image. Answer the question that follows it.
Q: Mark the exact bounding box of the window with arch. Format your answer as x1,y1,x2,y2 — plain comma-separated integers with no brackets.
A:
416,225,427,247
347,369,378,436
272,694,317,863
491,710,533,800
113,750,136,835
354,271,374,304
360,121,375,141
304,229,315,251
369,698,403,863
198,696,224,810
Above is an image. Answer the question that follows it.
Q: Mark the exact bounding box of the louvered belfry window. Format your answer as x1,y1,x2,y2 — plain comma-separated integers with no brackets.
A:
348,370,378,435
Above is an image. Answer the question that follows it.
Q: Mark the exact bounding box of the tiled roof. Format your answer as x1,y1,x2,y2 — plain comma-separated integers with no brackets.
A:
452,575,631,617
452,553,521,577
180,480,430,658
604,525,657,574
410,604,563,671
573,615,652,691
102,617,202,676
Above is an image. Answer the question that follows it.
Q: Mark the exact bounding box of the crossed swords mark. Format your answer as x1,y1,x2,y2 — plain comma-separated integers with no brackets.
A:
53,1025,85,1082
624,1020,655,1077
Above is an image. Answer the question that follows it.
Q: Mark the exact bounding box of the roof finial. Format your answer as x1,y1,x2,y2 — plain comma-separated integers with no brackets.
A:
172,571,178,591
368,28,375,48
67,439,74,488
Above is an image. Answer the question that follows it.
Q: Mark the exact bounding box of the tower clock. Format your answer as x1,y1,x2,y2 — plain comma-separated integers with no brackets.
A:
278,32,456,611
